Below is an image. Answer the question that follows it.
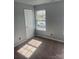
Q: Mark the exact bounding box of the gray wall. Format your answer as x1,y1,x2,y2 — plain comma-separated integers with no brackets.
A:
34,1,64,42
14,2,34,47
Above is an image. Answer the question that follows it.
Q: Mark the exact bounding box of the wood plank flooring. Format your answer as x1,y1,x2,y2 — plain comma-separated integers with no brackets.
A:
14,37,64,59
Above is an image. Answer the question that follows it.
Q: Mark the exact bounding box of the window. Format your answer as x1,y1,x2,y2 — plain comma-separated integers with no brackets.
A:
36,10,46,31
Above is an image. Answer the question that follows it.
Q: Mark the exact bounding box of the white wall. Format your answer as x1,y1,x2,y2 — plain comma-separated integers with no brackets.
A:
34,1,64,42
14,2,35,47
14,1,64,47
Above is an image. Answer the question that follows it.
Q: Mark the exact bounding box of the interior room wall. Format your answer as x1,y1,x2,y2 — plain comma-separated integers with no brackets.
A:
14,2,34,47
34,1,64,42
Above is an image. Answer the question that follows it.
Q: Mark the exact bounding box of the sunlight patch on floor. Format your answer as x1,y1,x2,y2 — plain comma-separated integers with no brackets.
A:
28,39,42,47
17,39,42,58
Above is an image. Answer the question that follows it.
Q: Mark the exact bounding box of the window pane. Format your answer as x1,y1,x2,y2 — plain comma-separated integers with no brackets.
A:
36,10,46,31
36,10,46,20
36,20,46,31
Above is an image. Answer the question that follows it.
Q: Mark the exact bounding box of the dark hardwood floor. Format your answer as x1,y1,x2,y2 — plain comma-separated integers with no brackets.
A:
14,37,64,59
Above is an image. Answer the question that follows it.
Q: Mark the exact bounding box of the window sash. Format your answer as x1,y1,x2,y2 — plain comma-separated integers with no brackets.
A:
36,10,46,31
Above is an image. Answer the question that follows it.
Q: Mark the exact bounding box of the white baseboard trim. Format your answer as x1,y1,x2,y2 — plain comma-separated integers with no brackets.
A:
14,36,34,47
14,38,28,47
36,35,64,43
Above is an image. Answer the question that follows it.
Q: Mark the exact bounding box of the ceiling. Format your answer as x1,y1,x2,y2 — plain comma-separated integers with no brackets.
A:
14,0,63,5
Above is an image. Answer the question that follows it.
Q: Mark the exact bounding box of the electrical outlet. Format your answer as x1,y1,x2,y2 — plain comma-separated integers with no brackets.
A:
19,37,21,40
50,34,53,36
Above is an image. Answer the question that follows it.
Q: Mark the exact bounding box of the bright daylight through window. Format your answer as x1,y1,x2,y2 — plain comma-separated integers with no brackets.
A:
36,10,46,31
